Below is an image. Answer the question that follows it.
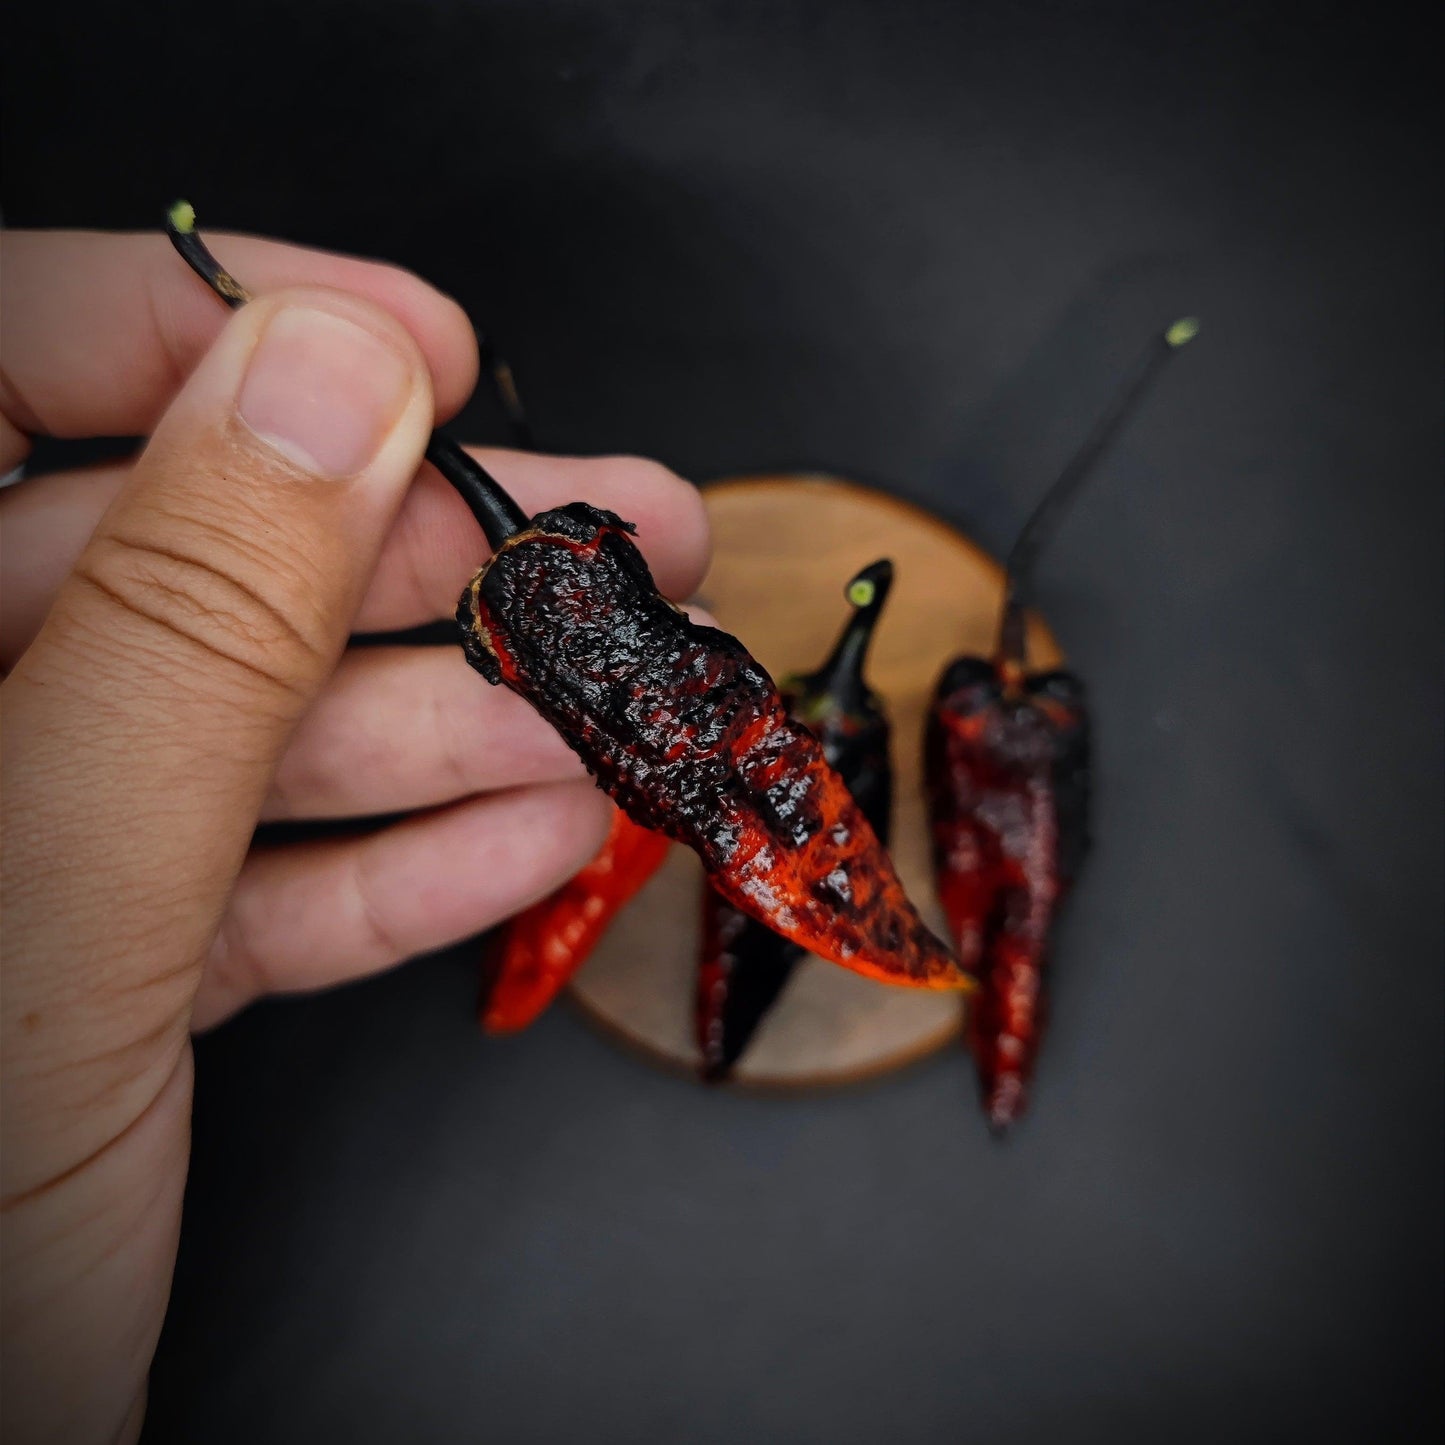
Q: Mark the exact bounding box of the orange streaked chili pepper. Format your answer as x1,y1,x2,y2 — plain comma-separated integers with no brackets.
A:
482,810,668,1033
926,318,1197,1132
167,206,965,995
696,561,895,1080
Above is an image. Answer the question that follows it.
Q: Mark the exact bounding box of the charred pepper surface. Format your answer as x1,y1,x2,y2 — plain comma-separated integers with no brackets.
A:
926,318,1195,1131
697,561,898,1080
460,516,961,989
927,661,1089,1127
163,203,962,994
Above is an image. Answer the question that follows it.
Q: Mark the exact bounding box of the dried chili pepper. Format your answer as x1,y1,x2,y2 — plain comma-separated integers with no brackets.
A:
483,809,669,1033
926,318,1198,1132
474,339,667,1034
696,560,894,1080
166,204,965,992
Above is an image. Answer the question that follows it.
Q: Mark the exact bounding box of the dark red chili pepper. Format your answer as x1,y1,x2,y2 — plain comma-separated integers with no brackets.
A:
696,560,895,1080
167,205,965,993
926,319,1197,1132
483,809,669,1033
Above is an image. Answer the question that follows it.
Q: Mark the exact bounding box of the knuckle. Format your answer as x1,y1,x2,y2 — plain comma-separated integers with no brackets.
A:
71,525,330,702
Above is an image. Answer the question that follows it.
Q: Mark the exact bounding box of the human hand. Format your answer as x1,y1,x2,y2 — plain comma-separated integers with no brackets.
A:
0,228,709,1442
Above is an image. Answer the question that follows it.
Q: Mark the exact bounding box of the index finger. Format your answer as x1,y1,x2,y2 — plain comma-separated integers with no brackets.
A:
0,228,480,469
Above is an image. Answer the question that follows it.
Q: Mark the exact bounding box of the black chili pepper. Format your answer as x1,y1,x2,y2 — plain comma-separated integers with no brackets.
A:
926,318,1198,1132
166,204,966,992
695,560,896,1080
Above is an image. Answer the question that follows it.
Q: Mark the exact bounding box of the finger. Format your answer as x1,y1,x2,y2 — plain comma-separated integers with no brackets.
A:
263,645,584,821
0,448,712,666
0,229,479,469
195,780,612,1030
1,286,435,1197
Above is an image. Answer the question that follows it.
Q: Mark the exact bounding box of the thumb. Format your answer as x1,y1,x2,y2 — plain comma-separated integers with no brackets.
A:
1,288,435,1192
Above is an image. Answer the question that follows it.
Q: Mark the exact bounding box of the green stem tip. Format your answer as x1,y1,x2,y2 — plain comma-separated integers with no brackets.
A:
1165,316,1200,348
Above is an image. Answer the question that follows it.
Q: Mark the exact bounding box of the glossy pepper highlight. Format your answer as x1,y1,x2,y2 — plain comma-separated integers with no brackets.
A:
926,319,1197,1132
166,204,964,993
696,561,896,1080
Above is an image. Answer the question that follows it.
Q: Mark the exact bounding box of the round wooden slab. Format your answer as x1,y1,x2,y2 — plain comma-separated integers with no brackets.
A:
568,475,1061,1089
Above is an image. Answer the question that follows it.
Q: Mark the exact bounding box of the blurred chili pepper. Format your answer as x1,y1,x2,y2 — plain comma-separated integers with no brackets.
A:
167,206,965,994
926,319,1198,1132
483,809,669,1033
696,561,894,1080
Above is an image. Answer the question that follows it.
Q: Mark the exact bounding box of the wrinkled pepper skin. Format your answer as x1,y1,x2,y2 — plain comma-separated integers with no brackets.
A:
457,508,962,990
697,700,893,1079
483,810,670,1033
696,561,898,1079
926,658,1090,1130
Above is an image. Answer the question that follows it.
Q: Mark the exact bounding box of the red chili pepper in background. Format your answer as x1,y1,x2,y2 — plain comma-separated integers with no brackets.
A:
483,810,669,1033
696,560,895,1080
167,206,966,996
926,319,1198,1132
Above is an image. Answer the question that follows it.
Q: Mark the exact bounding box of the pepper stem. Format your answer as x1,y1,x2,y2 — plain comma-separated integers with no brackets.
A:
997,317,1198,665
164,201,530,549
424,434,530,544
798,558,894,715
166,200,251,307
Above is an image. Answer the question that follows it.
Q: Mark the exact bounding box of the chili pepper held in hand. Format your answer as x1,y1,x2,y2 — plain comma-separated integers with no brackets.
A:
483,809,670,1033
696,561,895,1080
473,333,668,1033
926,318,1198,1132
166,205,965,992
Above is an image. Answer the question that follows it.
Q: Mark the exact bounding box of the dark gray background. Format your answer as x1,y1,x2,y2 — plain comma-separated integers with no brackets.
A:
3,2,1440,1441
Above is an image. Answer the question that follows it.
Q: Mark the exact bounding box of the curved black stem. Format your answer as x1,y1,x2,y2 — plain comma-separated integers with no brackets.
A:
799,558,894,715
164,201,530,549
166,201,250,308
424,434,529,545
997,316,1198,665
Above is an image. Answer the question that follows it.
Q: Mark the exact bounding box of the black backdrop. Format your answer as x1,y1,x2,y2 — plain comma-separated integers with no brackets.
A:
3,3,1441,1442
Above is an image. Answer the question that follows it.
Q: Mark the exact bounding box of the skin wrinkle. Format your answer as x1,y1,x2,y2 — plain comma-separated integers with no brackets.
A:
133,487,325,633
0,1042,188,1212
11,1091,183,1279
6,615,296,747
426,654,485,803
97,528,326,671
68,557,317,709
346,830,412,974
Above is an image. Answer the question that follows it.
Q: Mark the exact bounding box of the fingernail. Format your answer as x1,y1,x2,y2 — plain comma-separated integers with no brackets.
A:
237,306,412,478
